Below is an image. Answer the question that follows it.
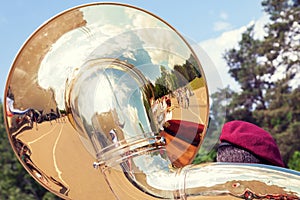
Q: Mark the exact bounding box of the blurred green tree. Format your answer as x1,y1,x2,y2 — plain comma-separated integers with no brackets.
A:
288,150,300,171
222,0,300,165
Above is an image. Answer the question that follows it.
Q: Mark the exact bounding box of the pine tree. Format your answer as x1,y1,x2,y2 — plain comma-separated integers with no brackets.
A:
222,0,300,164
224,26,267,124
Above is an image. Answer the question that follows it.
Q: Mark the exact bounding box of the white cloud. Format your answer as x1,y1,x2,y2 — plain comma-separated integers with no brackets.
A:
213,21,233,32
197,14,269,93
198,27,245,93
212,11,231,32
220,11,229,20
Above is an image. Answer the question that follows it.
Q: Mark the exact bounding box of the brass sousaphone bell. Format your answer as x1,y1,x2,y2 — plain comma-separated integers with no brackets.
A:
3,3,300,200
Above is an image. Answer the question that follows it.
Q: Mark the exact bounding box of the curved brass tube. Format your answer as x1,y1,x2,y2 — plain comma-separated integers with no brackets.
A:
95,137,300,199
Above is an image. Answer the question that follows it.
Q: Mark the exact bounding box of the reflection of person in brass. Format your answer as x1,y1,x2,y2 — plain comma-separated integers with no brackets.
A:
6,90,32,131
45,108,59,125
157,98,166,130
183,87,190,109
109,128,135,179
109,128,118,146
153,96,174,130
217,120,285,167
164,97,173,122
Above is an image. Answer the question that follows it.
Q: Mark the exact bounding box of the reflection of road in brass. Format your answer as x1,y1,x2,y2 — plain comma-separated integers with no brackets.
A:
172,87,207,124
11,119,114,199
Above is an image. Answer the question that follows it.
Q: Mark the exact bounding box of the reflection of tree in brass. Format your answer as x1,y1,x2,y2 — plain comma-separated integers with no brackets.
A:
173,55,202,89
154,55,202,99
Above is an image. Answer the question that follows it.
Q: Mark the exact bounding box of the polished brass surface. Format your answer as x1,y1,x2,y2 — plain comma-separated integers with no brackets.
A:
4,3,208,199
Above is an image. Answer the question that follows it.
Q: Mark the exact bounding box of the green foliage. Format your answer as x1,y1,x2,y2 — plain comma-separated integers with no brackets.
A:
0,99,60,199
275,122,300,164
288,151,300,171
219,0,300,167
224,26,269,121
193,149,217,164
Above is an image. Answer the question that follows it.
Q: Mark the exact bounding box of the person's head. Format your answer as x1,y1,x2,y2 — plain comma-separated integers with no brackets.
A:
217,120,285,168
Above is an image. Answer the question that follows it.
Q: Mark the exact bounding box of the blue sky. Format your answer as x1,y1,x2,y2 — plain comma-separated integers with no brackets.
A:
0,0,265,98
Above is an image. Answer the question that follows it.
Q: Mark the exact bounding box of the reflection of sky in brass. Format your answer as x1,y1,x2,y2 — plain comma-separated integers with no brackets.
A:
97,68,151,138
77,66,151,140
37,4,192,110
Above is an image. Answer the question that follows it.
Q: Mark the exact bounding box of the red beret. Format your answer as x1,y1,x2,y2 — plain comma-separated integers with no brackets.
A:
220,120,285,167
163,120,204,146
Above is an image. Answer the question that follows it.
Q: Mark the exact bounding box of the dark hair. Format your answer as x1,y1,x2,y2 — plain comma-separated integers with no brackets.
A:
217,144,262,164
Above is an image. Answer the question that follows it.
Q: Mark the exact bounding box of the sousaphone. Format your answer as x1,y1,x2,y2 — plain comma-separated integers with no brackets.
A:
3,3,300,200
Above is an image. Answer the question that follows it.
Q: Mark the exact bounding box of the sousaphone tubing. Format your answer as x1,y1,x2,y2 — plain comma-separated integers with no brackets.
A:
4,3,209,199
